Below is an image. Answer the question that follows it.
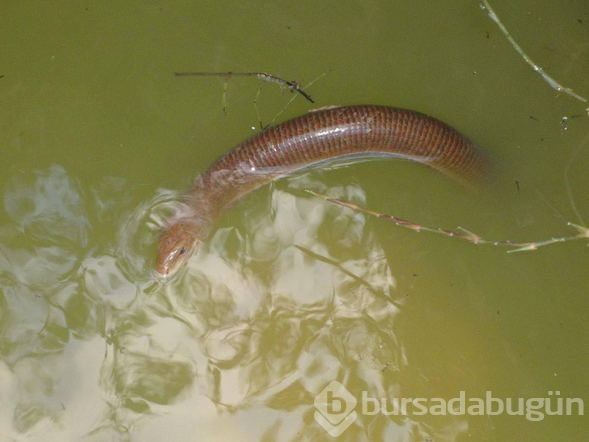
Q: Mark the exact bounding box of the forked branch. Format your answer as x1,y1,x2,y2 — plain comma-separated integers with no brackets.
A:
306,190,589,253
174,71,315,103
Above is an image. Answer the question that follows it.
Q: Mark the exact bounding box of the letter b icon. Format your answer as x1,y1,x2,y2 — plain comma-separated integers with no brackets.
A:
327,390,346,415
314,381,358,436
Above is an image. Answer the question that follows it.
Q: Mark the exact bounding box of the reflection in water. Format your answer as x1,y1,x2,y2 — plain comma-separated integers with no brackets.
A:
0,166,467,441
4,165,89,248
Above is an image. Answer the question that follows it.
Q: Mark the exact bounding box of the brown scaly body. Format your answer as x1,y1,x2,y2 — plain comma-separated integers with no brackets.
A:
156,105,486,276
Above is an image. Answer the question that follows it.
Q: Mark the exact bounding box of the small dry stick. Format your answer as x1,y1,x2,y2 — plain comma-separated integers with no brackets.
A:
480,0,588,106
267,71,328,127
252,85,263,129
174,71,315,103
221,77,229,115
305,190,589,253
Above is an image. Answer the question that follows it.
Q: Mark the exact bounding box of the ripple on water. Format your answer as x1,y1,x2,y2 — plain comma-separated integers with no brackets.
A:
0,166,467,440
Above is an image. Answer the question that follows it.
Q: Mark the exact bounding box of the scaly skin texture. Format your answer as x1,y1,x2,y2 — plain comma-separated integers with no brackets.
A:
156,105,487,277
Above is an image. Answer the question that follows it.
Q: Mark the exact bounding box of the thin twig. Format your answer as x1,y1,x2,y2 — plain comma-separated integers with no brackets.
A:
294,244,401,306
563,133,589,226
305,190,589,253
174,71,315,103
267,71,328,126
253,86,263,129
221,77,229,115
294,245,379,296
480,0,587,105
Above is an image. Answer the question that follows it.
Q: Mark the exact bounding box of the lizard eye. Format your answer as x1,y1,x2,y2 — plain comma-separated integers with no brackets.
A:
178,247,187,256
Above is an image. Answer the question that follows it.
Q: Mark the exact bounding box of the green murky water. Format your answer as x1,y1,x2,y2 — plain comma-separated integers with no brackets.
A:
0,1,587,441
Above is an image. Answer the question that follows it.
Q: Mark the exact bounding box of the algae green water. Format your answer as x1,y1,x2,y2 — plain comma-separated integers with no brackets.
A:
0,1,587,441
